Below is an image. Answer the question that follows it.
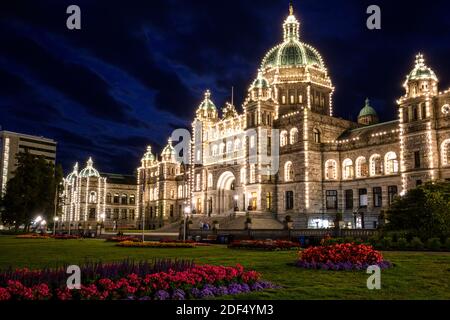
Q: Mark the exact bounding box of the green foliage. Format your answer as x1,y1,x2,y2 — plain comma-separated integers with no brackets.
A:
0,153,63,230
445,238,450,251
410,237,424,250
381,237,393,249
426,238,442,251
386,182,450,240
397,238,409,250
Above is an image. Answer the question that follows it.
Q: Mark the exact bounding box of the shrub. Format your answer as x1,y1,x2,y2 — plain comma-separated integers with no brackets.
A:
381,237,393,249
426,238,442,251
445,238,450,251
397,238,409,250
117,241,196,248
229,240,300,251
410,237,424,250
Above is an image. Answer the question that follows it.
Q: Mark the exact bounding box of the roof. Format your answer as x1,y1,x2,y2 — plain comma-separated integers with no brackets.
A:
337,120,399,142
101,173,137,185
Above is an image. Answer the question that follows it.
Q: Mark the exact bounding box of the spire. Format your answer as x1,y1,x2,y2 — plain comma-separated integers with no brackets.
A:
365,97,370,106
283,1,300,41
73,162,79,172
87,157,93,167
415,53,425,68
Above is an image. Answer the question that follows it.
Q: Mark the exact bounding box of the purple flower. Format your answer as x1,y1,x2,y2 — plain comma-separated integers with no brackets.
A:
213,286,229,296
228,283,243,295
139,296,151,300
154,290,170,300
191,288,201,298
172,289,185,300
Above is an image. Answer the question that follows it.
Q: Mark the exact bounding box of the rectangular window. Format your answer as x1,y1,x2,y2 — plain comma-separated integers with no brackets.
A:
359,189,368,208
414,151,421,168
170,205,174,217
373,187,382,207
326,190,338,209
285,191,294,210
345,190,353,209
121,209,127,220
266,192,272,211
388,186,398,205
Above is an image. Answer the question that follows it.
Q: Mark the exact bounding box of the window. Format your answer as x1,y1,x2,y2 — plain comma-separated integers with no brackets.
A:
266,192,272,211
106,208,111,219
343,159,354,180
326,190,338,209
170,205,174,217
129,195,135,205
212,145,218,156
345,190,353,209
220,143,225,154
290,95,295,104
441,139,450,166
359,189,368,208
234,139,241,151
313,128,321,143
106,193,112,204
178,185,183,198
121,209,127,220
207,173,213,188
88,191,97,204
280,131,288,147
290,128,298,144
129,209,135,220
89,208,96,219
414,151,421,168
284,162,293,182
250,135,256,149
113,209,119,220
121,194,128,205
421,103,427,119
250,164,256,183
113,194,120,204
285,191,294,210
385,152,399,174
373,187,382,207
170,189,175,199
325,160,337,180
240,167,246,184
226,141,233,154
370,154,383,176
388,186,397,206
282,95,286,104
196,174,201,191
356,157,368,178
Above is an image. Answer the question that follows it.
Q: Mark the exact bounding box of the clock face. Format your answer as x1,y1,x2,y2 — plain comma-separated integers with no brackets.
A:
442,104,450,115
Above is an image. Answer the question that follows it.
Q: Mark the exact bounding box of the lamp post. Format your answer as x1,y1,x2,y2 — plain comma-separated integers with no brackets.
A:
53,217,59,235
100,213,105,235
183,205,191,243
233,195,239,212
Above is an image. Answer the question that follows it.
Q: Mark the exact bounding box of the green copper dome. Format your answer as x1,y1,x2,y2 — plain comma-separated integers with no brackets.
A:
261,5,325,70
358,98,378,118
407,54,437,82
198,90,216,111
251,70,269,89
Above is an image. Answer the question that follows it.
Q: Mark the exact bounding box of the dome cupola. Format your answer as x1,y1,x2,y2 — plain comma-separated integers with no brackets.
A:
404,53,438,98
66,162,79,181
196,90,218,120
161,138,177,162
358,98,379,126
141,146,156,167
79,157,100,178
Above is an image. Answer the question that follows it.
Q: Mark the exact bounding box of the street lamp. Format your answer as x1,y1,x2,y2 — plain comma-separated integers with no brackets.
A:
183,205,191,243
233,195,239,211
100,214,105,236
53,217,59,235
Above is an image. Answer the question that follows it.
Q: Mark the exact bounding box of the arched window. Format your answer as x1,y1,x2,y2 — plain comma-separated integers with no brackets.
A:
89,191,97,204
212,145,218,156
370,154,383,176
149,189,154,201
129,195,135,205
234,139,241,151
121,194,128,205
284,161,294,182
313,128,321,143
342,159,354,180
170,190,175,199
178,185,183,198
220,143,226,154
441,139,450,166
355,157,368,178
290,128,299,144
240,167,246,184
385,152,399,174
226,141,233,153
280,131,288,147
207,173,213,188
324,159,337,180
106,193,112,204
113,193,120,204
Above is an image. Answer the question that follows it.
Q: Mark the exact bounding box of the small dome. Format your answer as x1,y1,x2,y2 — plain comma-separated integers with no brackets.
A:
198,90,216,111
407,53,438,82
251,70,269,89
66,162,79,181
142,146,155,162
358,98,378,118
162,138,176,162
79,157,100,178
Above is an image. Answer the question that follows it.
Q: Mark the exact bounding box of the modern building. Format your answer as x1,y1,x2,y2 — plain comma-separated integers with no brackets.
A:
0,130,57,195
62,4,450,230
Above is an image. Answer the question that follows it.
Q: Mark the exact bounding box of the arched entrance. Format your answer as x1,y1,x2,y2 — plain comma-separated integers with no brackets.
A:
216,171,236,215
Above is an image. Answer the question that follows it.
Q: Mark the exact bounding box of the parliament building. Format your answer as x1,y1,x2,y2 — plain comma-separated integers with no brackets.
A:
61,5,450,230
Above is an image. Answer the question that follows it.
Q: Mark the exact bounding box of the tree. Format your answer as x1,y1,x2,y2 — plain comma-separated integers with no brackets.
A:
385,182,450,240
0,153,63,231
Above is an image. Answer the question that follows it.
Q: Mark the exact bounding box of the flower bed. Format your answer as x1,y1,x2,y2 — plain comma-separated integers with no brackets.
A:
116,241,196,248
296,243,392,271
106,236,140,243
15,234,80,240
228,240,300,251
0,261,278,300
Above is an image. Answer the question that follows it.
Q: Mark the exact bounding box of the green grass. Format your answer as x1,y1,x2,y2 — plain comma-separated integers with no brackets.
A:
0,236,449,300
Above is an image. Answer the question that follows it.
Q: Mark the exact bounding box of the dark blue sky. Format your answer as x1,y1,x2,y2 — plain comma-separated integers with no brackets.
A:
1,0,449,175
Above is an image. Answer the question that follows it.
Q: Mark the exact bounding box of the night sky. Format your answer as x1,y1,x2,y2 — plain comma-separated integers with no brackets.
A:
1,0,449,175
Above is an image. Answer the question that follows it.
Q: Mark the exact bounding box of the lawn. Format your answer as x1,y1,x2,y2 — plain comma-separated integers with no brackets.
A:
0,236,449,300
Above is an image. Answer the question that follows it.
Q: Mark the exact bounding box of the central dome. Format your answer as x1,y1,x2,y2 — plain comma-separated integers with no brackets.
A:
261,4,325,70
